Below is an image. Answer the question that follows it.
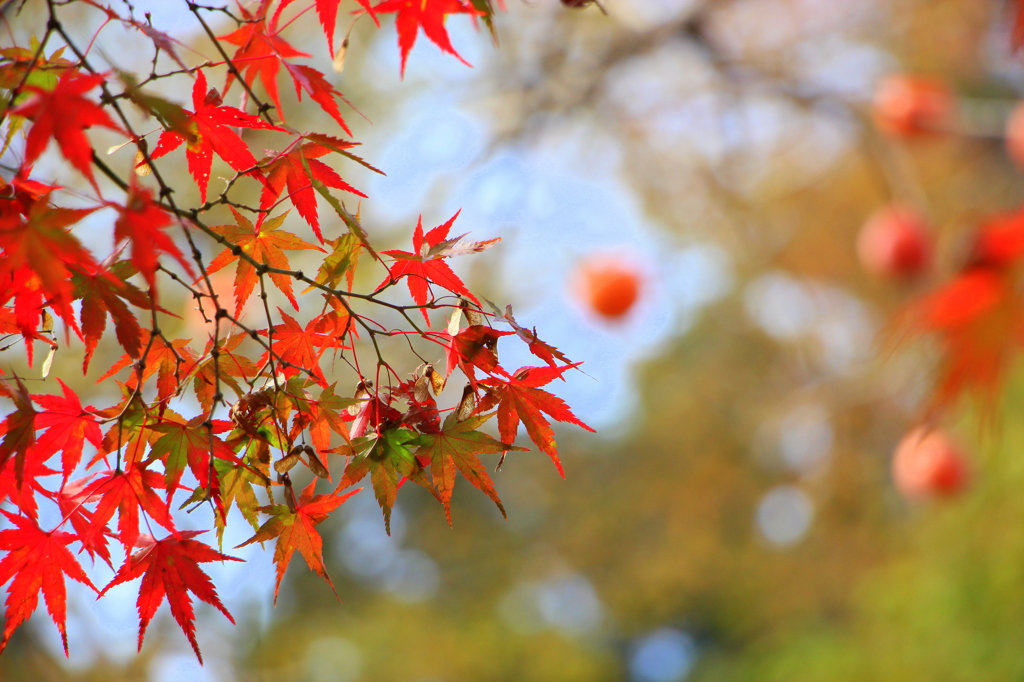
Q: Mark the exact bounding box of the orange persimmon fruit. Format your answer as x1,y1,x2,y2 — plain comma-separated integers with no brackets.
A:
872,75,954,138
892,426,969,500
575,256,642,319
857,204,933,280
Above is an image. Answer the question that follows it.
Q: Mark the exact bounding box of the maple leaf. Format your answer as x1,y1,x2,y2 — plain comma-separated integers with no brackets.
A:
206,207,322,315
335,426,420,533
149,416,239,501
71,260,152,372
10,70,126,188
308,383,360,453
148,70,286,202
416,411,525,524
97,332,196,402
112,181,194,293
99,531,242,663
190,333,259,413
371,0,478,76
0,443,56,520
258,310,338,386
55,479,113,567
0,377,37,488
313,231,362,291
193,458,266,544
89,391,183,472
477,364,594,477
32,379,102,483
258,137,367,242
0,511,97,656
238,478,359,601
312,298,357,355
218,1,311,120
443,324,512,384
901,267,1024,413
79,464,176,551
273,0,355,58
0,193,98,344
282,63,355,134
0,45,75,155
122,16,188,69
217,2,356,133
377,211,499,324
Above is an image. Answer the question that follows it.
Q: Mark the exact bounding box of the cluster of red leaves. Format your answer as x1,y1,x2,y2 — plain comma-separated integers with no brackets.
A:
0,0,588,665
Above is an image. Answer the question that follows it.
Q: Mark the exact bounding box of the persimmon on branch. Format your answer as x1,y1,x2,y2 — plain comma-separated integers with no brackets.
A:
0,0,592,663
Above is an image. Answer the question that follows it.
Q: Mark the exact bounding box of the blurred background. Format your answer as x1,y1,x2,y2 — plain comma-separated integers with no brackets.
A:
7,0,1024,680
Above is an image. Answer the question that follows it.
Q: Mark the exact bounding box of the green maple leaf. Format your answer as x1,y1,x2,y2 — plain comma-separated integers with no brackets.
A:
335,426,419,534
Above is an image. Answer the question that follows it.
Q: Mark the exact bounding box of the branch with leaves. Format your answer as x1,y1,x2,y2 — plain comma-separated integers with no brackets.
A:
0,0,591,662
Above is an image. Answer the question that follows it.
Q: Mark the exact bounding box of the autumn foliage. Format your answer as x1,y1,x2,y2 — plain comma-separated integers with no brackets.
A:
0,0,592,663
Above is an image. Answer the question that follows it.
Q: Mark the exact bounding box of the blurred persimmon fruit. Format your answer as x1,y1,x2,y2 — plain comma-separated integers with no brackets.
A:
575,256,642,319
872,74,954,138
892,426,969,500
857,204,933,280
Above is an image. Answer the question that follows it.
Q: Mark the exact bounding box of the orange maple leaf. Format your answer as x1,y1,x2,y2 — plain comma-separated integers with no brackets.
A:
237,479,359,602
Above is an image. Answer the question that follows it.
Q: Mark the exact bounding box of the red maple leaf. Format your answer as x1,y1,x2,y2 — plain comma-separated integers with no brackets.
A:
0,193,98,346
32,379,102,483
273,0,361,58
258,136,367,242
148,69,285,202
10,71,126,188
443,324,512,385
71,260,152,372
206,207,322,315
237,479,359,602
219,3,354,133
112,181,194,294
0,165,62,215
371,0,478,76
99,531,242,663
377,211,499,324
0,511,97,656
282,63,355,134
55,478,113,567
902,267,1024,413
477,364,594,477
0,445,56,520
79,463,176,551
219,1,311,121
